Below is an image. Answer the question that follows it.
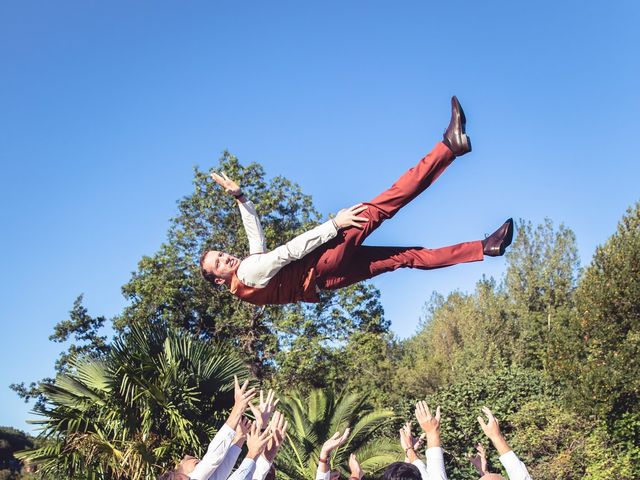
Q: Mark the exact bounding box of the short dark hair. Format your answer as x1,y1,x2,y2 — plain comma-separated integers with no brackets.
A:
383,462,422,480
199,250,218,283
157,471,188,480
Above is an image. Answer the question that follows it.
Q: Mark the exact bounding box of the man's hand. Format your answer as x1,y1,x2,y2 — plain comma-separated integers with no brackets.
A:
415,401,441,448
348,453,364,480
334,204,368,230
399,423,418,463
211,171,242,197
226,375,257,429
399,422,414,451
477,406,511,456
246,421,273,460
249,389,279,429
263,411,289,463
320,428,351,458
469,443,488,475
233,416,251,446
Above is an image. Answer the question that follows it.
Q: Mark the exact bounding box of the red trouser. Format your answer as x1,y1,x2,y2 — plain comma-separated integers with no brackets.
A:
314,142,484,290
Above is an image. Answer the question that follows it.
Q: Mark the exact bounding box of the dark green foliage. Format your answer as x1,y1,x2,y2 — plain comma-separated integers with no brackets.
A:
275,389,398,479
18,323,247,479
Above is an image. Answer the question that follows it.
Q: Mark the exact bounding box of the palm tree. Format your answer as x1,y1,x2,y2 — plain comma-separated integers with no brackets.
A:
275,388,400,479
18,323,248,479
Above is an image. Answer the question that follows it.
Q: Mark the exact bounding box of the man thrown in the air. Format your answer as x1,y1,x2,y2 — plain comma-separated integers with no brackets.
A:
200,97,513,306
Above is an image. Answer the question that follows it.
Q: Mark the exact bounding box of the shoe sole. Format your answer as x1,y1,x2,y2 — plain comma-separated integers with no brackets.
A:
499,219,514,255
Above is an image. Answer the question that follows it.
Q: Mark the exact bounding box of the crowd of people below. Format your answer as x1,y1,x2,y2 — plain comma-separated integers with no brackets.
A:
159,377,532,480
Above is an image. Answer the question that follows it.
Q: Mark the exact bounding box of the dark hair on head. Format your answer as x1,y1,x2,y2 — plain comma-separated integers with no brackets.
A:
157,471,187,480
383,462,422,480
199,250,218,283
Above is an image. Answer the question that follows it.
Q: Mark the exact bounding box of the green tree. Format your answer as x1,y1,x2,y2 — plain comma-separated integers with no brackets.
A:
17,323,247,479
555,201,640,476
275,389,398,479
504,219,580,370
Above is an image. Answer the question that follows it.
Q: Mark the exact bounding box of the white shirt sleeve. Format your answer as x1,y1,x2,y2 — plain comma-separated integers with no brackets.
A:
315,464,331,480
425,447,448,480
411,459,428,480
209,444,242,480
237,220,339,287
238,200,267,255
227,457,257,480
499,450,532,480
251,456,272,480
189,424,236,480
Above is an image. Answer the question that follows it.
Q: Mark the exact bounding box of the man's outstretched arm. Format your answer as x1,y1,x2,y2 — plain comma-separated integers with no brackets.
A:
212,172,267,254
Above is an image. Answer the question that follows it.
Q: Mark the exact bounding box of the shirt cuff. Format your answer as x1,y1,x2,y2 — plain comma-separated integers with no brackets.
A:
315,466,331,480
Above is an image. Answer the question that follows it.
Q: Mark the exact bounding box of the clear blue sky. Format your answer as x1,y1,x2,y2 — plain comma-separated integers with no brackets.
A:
1,1,639,432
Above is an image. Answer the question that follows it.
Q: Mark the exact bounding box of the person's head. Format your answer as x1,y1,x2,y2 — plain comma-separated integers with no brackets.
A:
383,462,422,480
479,475,506,480
200,250,240,285
329,470,341,480
157,454,200,479
157,472,189,480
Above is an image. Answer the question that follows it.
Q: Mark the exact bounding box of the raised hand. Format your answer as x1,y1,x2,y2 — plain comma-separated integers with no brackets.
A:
233,416,252,445
234,375,257,410
415,401,441,448
477,407,511,455
468,442,489,475
246,421,273,460
399,422,419,463
477,407,501,440
399,422,415,451
348,453,364,480
211,171,242,197
226,375,257,429
263,411,289,462
249,389,280,429
334,204,369,229
320,428,351,459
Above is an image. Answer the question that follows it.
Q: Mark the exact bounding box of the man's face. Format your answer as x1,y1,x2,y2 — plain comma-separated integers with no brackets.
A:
202,250,241,283
177,455,200,475
480,474,506,480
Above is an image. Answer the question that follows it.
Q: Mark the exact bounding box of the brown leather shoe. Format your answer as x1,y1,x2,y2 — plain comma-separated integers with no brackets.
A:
482,218,514,256
442,96,471,156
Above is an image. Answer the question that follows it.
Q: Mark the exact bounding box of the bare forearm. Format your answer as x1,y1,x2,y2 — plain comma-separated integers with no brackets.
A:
426,433,441,449
489,434,511,456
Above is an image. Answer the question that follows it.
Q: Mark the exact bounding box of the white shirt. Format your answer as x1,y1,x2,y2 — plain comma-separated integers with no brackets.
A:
236,200,338,287
209,444,242,480
412,447,448,480
499,450,532,480
252,456,272,480
227,457,257,480
315,464,330,480
189,424,236,480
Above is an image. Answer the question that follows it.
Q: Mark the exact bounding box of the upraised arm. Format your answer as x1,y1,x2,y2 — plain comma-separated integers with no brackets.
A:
478,407,532,480
212,171,267,254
